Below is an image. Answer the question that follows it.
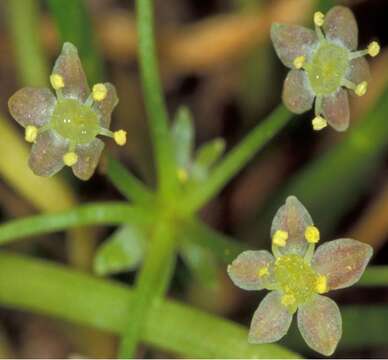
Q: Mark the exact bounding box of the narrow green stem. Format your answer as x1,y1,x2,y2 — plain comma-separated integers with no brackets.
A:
0,203,154,246
6,0,49,86
182,105,291,213
358,266,388,287
119,220,176,357
0,252,298,358
136,0,177,198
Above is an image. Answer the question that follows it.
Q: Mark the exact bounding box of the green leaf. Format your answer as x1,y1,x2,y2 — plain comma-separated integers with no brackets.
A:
94,224,146,276
172,106,194,169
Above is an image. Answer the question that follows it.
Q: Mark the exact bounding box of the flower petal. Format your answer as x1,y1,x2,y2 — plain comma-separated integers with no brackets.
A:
271,23,318,68
28,130,67,177
72,138,105,181
282,70,314,114
347,57,370,85
93,83,118,128
322,89,350,132
323,6,358,50
227,250,275,291
312,238,373,290
271,196,313,256
298,295,342,356
249,291,292,344
52,42,90,101
8,87,56,127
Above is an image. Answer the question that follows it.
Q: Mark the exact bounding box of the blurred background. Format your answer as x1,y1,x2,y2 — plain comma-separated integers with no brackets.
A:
0,0,387,357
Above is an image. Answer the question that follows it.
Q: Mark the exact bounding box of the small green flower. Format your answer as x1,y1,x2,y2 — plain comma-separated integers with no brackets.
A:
8,42,127,180
227,196,373,356
271,6,380,132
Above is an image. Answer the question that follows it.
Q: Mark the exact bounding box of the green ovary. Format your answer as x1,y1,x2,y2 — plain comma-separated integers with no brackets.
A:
306,41,349,96
274,255,318,308
51,99,100,144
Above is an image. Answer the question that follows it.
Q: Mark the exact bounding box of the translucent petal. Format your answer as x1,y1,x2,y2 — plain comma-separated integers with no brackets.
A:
298,295,342,356
271,196,313,256
8,87,56,127
347,57,370,85
72,138,105,181
323,6,358,50
93,83,118,128
249,291,292,343
227,250,275,291
172,106,194,169
29,130,67,177
322,89,350,132
52,42,90,101
271,23,318,68
312,238,373,290
282,70,314,114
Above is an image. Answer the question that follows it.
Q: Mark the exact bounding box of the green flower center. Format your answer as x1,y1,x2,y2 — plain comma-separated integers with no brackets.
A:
51,99,100,144
274,254,318,310
306,41,349,96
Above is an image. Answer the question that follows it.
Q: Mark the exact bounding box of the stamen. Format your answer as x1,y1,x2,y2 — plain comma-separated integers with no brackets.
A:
272,230,288,247
177,168,189,183
24,125,38,143
63,152,78,167
113,130,127,146
50,74,65,90
313,11,325,27
304,225,320,244
293,55,306,69
314,96,323,117
258,266,269,278
92,83,108,102
367,41,380,57
312,116,327,131
355,81,368,96
342,78,356,90
315,275,328,294
281,293,296,306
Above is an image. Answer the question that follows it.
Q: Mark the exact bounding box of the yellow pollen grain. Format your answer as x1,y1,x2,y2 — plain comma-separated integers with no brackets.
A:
272,230,288,247
113,130,127,146
257,266,269,278
367,41,380,57
312,116,327,131
50,73,65,90
355,81,368,96
63,152,78,167
293,55,306,69
24,125,38,143
315,275,328,294
314,11,325,27
281,293,296,306
92,83,108,101
177,168,189,183
304,225,320,244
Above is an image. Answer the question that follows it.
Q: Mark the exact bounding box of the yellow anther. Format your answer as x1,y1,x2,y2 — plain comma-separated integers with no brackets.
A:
113,130,127,146
304,225,320,244
293,55,306,69
312,116,327,131
50,73,65,90
92,83,108,101
24,125,38,143
281,293,296,306
315,275,328,294
314,11,325,27
63,152,78,167
258,266,269,278
355,81,368,96
177,168,189,183
367,41,380,57
272,230,288,247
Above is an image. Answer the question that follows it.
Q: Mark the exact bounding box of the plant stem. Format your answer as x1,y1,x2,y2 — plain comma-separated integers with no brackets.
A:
182,105,291,213
0,252,298,358
358,266,388,287
136,0,177,198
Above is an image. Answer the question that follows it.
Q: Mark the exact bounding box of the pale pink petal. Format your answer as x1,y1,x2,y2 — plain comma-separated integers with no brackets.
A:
249,291,292,344
271,196,313,256
271,23,318,68
8,87,56,127
312,238,373,290
323,6,358,50
282,70,314,114
347,57,370,85
227,250,275,291
93,83,119,128
298,295,342,356
29,130,67,177
52,42,90,101
72,138,105,181
322,89,350,132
